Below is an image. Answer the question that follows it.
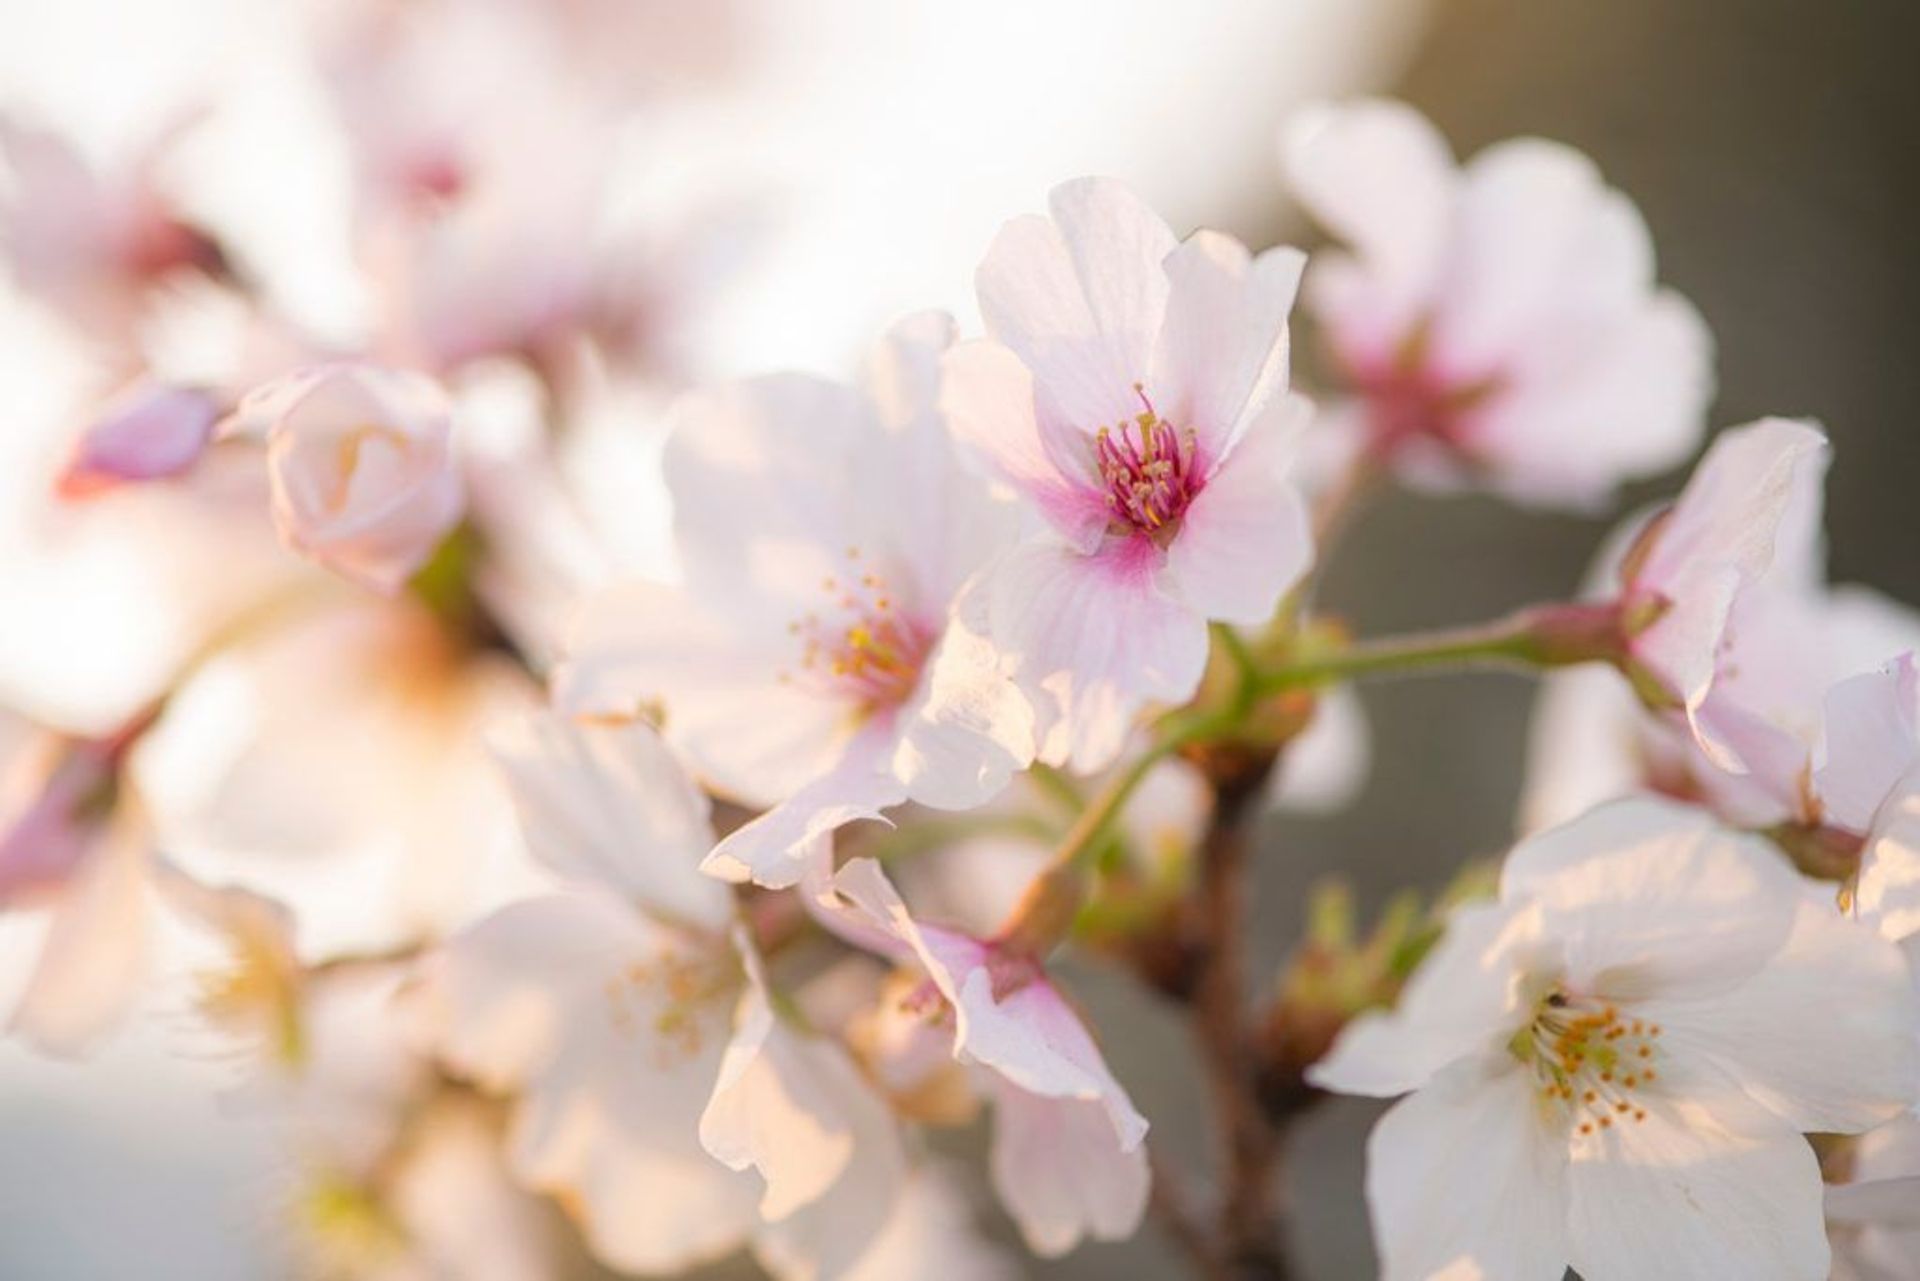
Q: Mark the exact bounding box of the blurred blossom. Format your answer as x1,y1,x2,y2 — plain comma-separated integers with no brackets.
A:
56,380,222,499
1284,97,1713,508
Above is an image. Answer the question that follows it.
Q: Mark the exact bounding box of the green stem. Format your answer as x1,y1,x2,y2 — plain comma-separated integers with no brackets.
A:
1258,601,1627,695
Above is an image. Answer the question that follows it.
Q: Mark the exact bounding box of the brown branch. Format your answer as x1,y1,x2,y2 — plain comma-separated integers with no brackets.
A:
1189,760,1296,1281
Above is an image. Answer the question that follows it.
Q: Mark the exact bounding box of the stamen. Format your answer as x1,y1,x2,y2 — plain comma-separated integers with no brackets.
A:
1513,987,1665,1146
781,550,933,713
1094,384,1200,538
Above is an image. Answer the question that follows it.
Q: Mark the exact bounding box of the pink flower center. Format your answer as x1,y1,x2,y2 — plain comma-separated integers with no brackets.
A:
1345,328,1502,459
785,550,934,713
1094,387,1200,539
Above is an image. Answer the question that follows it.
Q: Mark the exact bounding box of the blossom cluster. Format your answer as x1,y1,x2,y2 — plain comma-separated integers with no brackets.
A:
2,10,1917,1278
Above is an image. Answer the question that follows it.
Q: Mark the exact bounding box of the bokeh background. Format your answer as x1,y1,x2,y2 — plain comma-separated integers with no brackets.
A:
1,0,1915,1276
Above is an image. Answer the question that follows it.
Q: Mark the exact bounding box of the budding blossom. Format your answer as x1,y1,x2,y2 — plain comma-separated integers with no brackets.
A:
1283,98,1713,508
1311,798,1919,1280
816,858,1151,1255
237,363,466,594
560,313,1033,888
56,381,224,499
943,178,1315,770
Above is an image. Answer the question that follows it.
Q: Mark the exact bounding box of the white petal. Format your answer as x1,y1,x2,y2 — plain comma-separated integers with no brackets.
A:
1566,1082,1829,1281
703,727,908,888
1816,656,1920,833
1633,418,1830,728
1500,797,1804,1000
416,894,756,1274
1282,98,1456,344
1310,901,1541,1098
1518,665,1653,836
1433,138,1651,375
1858,765,1920,940
489,711,729,928
985,537,1208,773
975,178,1177,440
828,1163,1018,1281
8,822,151,1056
1266,682,1372,815
940,339,1110,550
989,1082,1149,1257
1162,394,1315,625
1150,231,1305,458
1365,1055,1571,1281
700,973,857,1219
894,615,1035,812
557,580,849,805
1638,899,1919,1135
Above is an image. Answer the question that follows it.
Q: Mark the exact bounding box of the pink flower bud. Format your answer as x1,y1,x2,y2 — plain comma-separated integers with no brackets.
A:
56,382,223,499
248,364,465,594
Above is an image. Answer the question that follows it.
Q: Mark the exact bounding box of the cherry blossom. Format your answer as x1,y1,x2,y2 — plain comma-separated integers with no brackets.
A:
817,857,1150,1255
234,363,466,595
411,712,759,1275
0,719,158,1055
942,177,1315,771
1283,97,1713,508
1523,420,1920,837
559,312,1033,888
1311,797,1919,1280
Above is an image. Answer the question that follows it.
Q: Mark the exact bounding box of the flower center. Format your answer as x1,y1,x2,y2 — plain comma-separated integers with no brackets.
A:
605,948,736,1066
1512,989,1664,1139
1095,386,1199,538
784,549,933,713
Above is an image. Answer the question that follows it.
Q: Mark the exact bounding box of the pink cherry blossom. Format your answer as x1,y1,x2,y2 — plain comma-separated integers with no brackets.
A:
1284,98,1714,509
943,178,1314,770
818,857,1150,1255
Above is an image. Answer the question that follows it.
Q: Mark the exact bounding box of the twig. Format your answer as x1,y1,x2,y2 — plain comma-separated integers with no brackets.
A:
1190,767,1295,1280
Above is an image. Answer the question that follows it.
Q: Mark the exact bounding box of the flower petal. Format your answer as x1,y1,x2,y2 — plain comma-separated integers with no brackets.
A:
988,1082,1150,1257
702,727,908,888
489,711,730,928
985,537,1207,773
1310,901,1541,1098
1282,98,1456,352
1149,231,1305,458
1500,797,1803,1001
940,339,1109,550
1162,394,1314,626
1566,1080,1829,1281
1365,1054,1571,1281
557,580,849,806
1637,898,1920,1135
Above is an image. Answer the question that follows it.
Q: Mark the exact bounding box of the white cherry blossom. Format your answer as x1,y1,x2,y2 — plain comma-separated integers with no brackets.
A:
559,312,1033,887
1312,797,1919,1281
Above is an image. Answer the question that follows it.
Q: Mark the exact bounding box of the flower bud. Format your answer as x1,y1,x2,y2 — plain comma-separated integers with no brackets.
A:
249,364,464,594
57,382,223,499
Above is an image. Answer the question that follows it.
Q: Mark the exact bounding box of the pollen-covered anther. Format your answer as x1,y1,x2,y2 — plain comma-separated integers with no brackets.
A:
782,555,933,711
1094,385,1200,537
1515,989,1664,1141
